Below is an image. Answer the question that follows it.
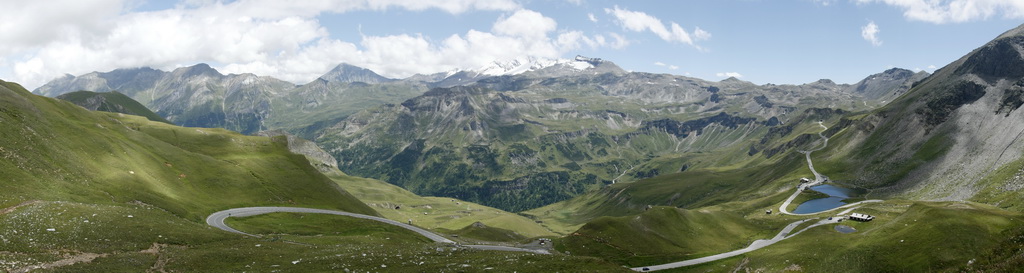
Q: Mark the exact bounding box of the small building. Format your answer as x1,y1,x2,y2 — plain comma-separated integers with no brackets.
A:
849,213,875,222
800,178,811,183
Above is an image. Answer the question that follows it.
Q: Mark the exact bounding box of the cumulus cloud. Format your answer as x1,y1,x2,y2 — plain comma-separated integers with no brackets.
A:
0,0,124,55
861,21,883,46
2,0,626,89
604,5,709,49
653,61,679,70
716,72,743,78
588,13,598,22
494,10,557,39
857,0,1024,24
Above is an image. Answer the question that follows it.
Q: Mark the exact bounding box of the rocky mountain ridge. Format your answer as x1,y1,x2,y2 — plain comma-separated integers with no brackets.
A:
825,24,1024,206
310,63,924,210
34,56,926,211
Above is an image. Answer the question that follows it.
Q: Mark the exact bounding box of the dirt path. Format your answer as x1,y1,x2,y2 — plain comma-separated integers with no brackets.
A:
0,200,40,216
11,252,107,273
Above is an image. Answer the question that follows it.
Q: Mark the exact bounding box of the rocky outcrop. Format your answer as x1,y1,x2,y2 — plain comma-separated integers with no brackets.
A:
834,24,1024,204
257,130,341,174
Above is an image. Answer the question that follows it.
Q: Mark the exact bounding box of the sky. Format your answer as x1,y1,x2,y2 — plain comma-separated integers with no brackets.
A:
1,0,1023,90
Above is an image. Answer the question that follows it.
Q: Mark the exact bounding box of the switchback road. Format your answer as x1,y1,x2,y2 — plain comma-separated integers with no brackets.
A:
206,207,550,254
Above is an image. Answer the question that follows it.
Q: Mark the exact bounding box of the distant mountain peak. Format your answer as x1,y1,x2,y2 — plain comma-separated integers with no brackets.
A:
883,67,914,75
845,67,926,101
318,63,393,84
813,79,836,85
174,63,222,78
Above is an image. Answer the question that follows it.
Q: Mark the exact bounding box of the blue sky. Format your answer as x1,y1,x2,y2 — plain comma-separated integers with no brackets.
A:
1,0,1022,89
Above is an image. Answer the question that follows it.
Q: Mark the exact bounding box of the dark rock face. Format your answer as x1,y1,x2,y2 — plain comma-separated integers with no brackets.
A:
998,79,1024,116
643,113,757,138
955,36,1024,83
915,80,987,127
753,95,773,108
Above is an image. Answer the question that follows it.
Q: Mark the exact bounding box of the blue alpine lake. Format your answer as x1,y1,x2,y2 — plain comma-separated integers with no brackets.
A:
792,184,856,214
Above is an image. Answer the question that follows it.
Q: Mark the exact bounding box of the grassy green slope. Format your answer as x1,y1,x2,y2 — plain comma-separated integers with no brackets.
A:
1,79,628,272
686,201,1023,273
556,206,775,267
0,200,628,272
523,149,808,235
328,173,557,238
0,79,374,219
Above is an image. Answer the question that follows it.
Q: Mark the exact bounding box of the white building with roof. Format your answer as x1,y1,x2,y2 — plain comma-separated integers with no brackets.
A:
849,213,875,221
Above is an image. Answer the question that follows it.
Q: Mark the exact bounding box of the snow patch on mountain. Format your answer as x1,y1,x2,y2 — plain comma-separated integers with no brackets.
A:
476,56,596,76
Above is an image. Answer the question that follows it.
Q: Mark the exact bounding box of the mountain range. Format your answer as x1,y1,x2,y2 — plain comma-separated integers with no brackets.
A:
34,55,923,211
8,22,1024,273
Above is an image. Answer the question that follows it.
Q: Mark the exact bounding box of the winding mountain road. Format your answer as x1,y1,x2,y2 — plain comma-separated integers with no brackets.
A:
632,122,885,271
206,207,550,254
207,122,883,271
780,122,883,216
630,216,848,271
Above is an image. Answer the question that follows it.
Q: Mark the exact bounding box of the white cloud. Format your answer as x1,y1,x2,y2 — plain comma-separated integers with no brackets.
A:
0,0,124,55
861,21,883,46
2,1,625,89
566,0,584,5
716,72,743,78
653,62,679,70
927,64,937,70
493,10,557,39
588,13,598,22
692,27,711,40
857,0,1024,24
812,0,837,6
604,5,709,48
607,32,631,49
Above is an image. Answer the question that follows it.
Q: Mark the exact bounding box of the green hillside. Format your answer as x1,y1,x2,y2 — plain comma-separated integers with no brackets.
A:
687,201,1022,273
10,22,1024,273
328,173,558,238
1,79,629,272
56,90,172,124
0,80,373,219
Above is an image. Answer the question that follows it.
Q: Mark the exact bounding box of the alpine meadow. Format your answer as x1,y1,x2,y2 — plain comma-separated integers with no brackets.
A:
4,1,1024,272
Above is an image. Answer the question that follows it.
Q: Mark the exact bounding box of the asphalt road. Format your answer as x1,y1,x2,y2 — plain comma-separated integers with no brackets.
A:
780,122,883,216
206,206,550,254
630,217,846,271
630,122,886,271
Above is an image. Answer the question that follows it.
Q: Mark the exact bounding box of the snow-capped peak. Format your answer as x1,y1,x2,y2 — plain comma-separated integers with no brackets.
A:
475,55,598,76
